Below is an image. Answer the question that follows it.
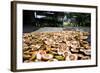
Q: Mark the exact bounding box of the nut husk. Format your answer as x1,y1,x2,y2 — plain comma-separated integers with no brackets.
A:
54,55,65,61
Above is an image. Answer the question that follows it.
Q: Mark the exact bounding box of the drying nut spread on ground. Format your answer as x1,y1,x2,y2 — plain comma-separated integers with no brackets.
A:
23,31,91,63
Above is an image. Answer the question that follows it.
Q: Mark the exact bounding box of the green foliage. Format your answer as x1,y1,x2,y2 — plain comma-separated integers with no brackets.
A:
64,13,91,27
31,11,91,27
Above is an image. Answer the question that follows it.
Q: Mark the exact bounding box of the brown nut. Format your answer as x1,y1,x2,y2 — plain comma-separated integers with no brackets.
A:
42,54,53,61
69,54,78,61
81,56,91,60
29,54,36,61
23,54,31,60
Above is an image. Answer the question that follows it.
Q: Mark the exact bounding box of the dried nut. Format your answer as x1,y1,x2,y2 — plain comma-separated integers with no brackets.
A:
81,44,90,49
54,55,65,61
70,48,79,52
66,41,71,46
44,40,52,45
83,32,89,36
30,45,36,51
29,54,36,61
82,41,89,44
23,54,31,59
80,36,88,40
24,39,30,44
23,46,29,51
71,41,80,48
78,53,87,57
23,33,30,38
48,59,58,62
69,54,78,61
84,50,91,55
30,44,41,50
24,50,30,54
36,53,42,60
35,44,41,49
36,50,46,60
80,48,91,55
49,51,58,55
57,49,64,55
39,50,46,55
46,47,51,51
42,54,53,60
23,43,28,47
82,56,90,60
24,51,37,55
80,41,90,49
24,60,30,63
64,52,68,57
51,48,57,51
80,48,85,52
23,31,91,62
84,45,91,49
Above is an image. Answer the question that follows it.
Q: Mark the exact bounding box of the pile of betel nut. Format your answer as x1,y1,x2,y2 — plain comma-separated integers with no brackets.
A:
23,31,91,63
